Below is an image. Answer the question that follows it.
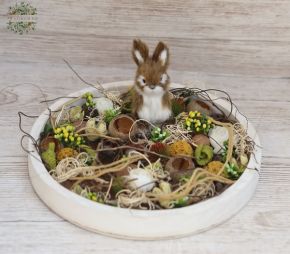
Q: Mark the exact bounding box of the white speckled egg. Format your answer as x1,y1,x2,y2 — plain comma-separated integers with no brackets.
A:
93,97,114,114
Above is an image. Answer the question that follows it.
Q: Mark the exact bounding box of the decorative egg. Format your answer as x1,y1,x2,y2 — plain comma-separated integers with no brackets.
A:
96,120,107,135
192,134,210,146
85,118,107,141
187,98,211,116
240,153,248,167
127,168,155,192
93,97,114,114
208,126,229,154
69,106,84,122
152,181,172,208
167,140,193,157
85,118,98,141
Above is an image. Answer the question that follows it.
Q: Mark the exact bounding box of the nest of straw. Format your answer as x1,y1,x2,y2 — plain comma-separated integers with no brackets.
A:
33,83,257,210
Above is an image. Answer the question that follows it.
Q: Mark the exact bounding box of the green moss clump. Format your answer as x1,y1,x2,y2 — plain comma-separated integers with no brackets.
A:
171,98,185,117
111,177,126,195
103,109,121,124
41,142,56,170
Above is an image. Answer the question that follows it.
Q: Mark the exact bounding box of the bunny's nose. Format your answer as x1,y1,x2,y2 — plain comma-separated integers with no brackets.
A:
149,84,155,89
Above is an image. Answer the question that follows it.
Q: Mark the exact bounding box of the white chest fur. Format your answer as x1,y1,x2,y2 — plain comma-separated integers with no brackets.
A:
136,86,172,123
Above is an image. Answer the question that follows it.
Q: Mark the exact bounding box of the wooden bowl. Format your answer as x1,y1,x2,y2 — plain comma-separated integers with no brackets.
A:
28,81,262,240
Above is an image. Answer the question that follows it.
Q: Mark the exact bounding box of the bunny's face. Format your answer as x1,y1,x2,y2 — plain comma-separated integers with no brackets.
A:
132,39,170,94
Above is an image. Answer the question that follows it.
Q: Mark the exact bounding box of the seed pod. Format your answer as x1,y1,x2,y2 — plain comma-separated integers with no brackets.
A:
108,114,136,140
96,139,122,164
165,156,195,182
195,144,213,166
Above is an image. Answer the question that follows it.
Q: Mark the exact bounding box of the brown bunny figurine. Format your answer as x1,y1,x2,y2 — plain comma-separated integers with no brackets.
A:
131,39,172,123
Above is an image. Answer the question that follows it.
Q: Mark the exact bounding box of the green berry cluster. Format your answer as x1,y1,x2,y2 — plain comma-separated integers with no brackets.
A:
225,163,242,180
54,125,84,147
86,191,104,203
185,111,213,134
82,92,95,108
174,196,189,208
221,140,228,162
222,140,238,163
151,127,169,142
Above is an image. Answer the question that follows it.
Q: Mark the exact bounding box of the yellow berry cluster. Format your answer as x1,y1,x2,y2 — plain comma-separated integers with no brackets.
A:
185,111,213,134
54,125,84,147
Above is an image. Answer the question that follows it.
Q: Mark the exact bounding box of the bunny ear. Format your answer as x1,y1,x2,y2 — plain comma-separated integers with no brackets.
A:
132,39,149,66
152,41,169,68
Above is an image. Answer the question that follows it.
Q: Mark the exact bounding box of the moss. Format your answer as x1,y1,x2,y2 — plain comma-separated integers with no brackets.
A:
103,108,120,124
111,177,126,195
41,142,56,171
171,98,185,117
